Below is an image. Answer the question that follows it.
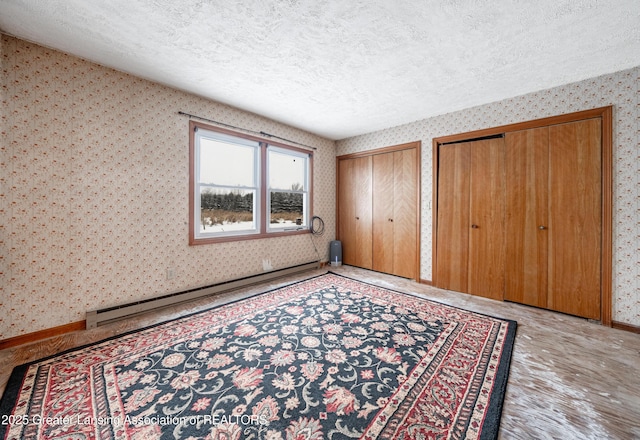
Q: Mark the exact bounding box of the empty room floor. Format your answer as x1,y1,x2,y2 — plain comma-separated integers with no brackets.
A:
1,265,638,439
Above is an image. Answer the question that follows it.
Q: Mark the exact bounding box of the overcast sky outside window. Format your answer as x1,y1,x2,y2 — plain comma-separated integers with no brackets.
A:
200,138,305,190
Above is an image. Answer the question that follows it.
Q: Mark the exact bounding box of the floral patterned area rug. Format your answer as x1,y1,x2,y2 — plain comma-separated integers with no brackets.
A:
0,272,517,440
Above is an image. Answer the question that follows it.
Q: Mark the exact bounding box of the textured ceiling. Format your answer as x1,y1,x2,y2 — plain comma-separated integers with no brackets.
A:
1,0,639,140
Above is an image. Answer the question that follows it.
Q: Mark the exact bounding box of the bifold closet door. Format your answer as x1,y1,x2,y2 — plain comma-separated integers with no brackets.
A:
436,137,505,299
338,156,373,269
548,118,601,319
505,119,601,320
435,142,470,293
505,127,549,308
372,152,395,274
468,138,505,300
391,148,418,279
372,149,418,279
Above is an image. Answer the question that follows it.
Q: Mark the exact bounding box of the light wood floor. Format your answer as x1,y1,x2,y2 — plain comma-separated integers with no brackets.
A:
1,266,639,439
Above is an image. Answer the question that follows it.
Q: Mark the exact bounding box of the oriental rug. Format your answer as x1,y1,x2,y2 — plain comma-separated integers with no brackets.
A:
0,272,517,440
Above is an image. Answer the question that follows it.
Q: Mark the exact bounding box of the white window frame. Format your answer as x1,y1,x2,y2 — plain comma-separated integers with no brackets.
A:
266,145,310,233
189,121,313,245
194,128,261,240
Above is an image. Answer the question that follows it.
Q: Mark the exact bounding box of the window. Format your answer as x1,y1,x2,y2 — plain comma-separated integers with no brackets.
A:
267,146,309,232
190,121,312,244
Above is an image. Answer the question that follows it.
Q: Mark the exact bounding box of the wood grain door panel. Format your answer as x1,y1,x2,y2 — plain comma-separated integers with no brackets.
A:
393,148,418,279
468,138,506,300
548,119,601,319
505,128,549,307
436,142,470,293
354,156,373,269
338,158,357,266
373,152,395,274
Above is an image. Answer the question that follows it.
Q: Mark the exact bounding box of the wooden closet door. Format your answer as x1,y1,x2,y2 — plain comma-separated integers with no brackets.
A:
339,143,419,278
392,148,418,279
338,156,373,269
374,149,419,278
548,118,601,319
373,152,395,274
505,127,549,307
468,138,505,300
338,158,357,265
436,142,470,292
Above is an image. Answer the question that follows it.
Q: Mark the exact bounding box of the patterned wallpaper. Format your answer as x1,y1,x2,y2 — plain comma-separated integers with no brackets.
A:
337,66,640,326
0,35,337,340
1,33,638,339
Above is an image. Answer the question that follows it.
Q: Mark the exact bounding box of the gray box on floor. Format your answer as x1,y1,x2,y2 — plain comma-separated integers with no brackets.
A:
329,240,342,267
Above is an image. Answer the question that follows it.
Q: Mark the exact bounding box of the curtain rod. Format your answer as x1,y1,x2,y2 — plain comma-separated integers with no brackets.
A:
178,111,316,151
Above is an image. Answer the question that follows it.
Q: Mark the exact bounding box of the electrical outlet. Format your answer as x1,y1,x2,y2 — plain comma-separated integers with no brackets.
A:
262,259,273,271
166,268,176,280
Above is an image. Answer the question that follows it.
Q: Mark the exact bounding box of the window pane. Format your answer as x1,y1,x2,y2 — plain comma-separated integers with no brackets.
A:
268,149,306,191
270,191,304,229
199,137,256,186
200,187,256,233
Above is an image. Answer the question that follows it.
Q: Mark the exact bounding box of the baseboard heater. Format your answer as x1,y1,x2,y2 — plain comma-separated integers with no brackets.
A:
86,261,320,328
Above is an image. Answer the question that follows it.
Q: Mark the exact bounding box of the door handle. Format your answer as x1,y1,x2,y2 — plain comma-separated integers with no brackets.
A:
471,224,479,229
539,225,547,230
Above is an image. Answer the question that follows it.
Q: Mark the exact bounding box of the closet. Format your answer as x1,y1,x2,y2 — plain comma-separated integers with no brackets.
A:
337,142,420,280
434,108,610,322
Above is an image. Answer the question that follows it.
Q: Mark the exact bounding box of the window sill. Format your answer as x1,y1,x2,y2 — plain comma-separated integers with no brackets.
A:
189,228,310,246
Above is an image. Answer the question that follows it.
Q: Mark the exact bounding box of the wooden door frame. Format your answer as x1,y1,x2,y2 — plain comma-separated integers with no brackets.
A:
336,141,422,280
432,106,613,326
